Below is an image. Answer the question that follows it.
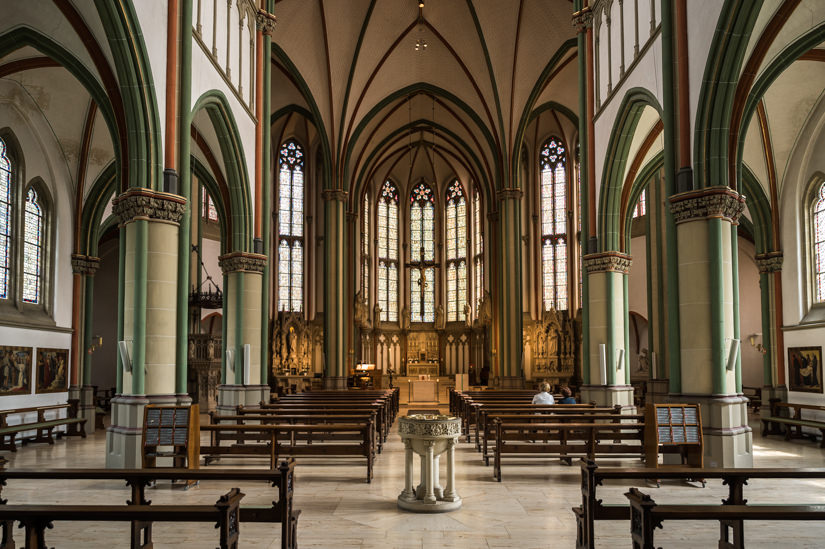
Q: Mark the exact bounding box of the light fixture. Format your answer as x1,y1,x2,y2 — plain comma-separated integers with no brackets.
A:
415,0,427,52
87,335,103,355
748,333,767,355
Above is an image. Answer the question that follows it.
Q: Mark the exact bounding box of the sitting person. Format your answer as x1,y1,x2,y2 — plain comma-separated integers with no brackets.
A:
559,386,576,404
532,382,555,405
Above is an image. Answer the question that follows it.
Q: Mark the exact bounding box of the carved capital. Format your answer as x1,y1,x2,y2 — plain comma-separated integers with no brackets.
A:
572,6,593,31
322,189,348,203
669,187,746,225
756,251,783,274
497,188,523,201
112,188,186,225
219,251,267,274
71,254,101,276
255,9,277,36
583,251,632,274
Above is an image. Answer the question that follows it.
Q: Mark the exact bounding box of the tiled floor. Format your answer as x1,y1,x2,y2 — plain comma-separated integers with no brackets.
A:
4,409,825,548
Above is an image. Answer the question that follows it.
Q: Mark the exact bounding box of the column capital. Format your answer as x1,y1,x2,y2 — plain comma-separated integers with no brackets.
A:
219,251,267,274
583,251,632,274
322,189,348,203
112,188,187,225
572,6,593,31
756,251,783,273
71,254,101,276
255,9,277,36
669,186,746,225
497,188,523,201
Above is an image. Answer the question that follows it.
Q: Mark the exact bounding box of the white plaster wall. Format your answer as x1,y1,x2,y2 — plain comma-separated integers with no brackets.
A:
628,234,647,318
738,238,764,389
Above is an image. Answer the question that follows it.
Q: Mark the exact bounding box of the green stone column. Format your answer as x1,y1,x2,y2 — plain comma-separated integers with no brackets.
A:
755,251,784,406
71,254,101,434
669,187,752,468
581,252,635,408
323,190,347,389
107,189,186,468
217,252,268,412
496,190,524,388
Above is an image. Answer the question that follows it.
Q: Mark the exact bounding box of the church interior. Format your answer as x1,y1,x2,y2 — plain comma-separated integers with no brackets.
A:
2,0,825,547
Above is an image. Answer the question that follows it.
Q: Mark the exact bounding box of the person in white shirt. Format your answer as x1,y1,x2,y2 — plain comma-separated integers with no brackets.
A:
532,382,555,405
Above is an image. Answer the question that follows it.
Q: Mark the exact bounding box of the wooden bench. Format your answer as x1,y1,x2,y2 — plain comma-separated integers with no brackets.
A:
493,419,645,481
0,460,298,549
202,422,376,482
761,401,825,447
626,487,825,549
742,385,762,413
573,458,825,549
0,401,86,452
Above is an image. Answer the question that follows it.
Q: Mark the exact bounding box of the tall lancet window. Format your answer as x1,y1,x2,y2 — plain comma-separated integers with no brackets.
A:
446,180,467,322
361,193,370,298
632,189,647,218
377,181,399,322
277,140,304,312
0,138,11,300
410,182,435,323
814,182,825,302
473,187,483,312
22,188,43,304
540,137,568,311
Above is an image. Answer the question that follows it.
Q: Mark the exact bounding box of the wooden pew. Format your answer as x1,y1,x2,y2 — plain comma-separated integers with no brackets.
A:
281,388,399,417
0,460,298,549
0,401,86,452
243,403,391,445
626,487,825,549
492,419,645,481
573,458,825,549
761,400,825,447
202,422,376,482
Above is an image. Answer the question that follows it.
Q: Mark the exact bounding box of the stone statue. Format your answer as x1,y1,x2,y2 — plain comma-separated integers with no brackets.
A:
638,348,650,373
400,305,410,330
355,291,369,329
463,303,472,327
477,290,492,326
373,303,383,327
435,304,445,330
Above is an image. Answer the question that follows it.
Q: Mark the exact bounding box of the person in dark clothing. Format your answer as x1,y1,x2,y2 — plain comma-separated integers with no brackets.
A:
559,386,576,404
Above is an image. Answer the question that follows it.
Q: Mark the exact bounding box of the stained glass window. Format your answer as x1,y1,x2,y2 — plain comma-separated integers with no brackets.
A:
473,188,483,314
22,187,43,304
814,182,825,302
576,151,582,308
410,182,435,323
540,137,568,311
446,180,467,322
377,181,399,322
202,188,218,222
362,193,370,299
632,189,647,218
0,138,11,300
278,140,304,312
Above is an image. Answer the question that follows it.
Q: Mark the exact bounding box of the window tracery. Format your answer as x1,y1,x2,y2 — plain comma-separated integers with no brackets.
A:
378,181,399,322
446,180,467,322
410,182,435,323
540,137,568,311
814,182,825,302
278,140,304,312
22,187,43,304
0,138,10,300
473,187,483,314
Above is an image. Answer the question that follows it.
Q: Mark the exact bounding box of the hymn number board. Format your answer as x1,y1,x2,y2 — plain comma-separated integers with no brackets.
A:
142,404,200,471
645,403,703,468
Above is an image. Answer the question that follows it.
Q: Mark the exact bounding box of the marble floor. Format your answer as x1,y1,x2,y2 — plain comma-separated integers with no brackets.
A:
5,409,825,548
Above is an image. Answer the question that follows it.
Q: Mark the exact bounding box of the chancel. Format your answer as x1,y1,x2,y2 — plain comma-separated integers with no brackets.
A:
2,0,825,546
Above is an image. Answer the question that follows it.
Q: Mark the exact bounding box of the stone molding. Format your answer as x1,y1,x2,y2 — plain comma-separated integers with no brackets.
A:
497,188,524,201
112,188,186,225
572,6,593,30
219,251,267,274
71,254,101,276
398,415,461,437
583,251,632,274
756,251,783,273
321,189,348,202
669,187,746,225
255,9,277,36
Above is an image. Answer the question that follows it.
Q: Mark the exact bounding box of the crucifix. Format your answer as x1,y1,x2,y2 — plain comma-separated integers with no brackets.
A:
405,246,439,319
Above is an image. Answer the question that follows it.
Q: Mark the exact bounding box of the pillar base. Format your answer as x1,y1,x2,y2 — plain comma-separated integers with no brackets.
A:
79,386,96,434
216,384,269,414
580,384,635,411
645,379,670,405
499,376,524,389
667,393,753,468
106,394,177,468
323,376,347,390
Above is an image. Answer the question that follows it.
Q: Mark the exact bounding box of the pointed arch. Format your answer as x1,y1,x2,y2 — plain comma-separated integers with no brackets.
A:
377,179,400,322
539,135,570,311
409,181,436,323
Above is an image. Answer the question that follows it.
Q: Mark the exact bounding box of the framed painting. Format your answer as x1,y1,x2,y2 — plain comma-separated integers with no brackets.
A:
36,348,69,394
0,346,33,396
788,346,823,393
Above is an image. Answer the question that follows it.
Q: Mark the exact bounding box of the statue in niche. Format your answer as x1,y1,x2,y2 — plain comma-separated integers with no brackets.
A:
270,311,312,376
373,303,382,328
638,348,650,374
354,291,370,329
435,304,445,330
463,303,472,327
400,305,410,331
477,291,492,327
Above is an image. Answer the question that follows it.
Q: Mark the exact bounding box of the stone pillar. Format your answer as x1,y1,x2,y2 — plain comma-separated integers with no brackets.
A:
71,254,101,433
669,187,751,468
217,252,268,412
581,252,634,409
323,190,347,389
107,189,186,468
755,251,786,406
497,190,524,389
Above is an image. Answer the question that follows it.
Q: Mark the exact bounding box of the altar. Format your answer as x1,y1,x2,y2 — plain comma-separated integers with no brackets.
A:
410,379,439,403
407,362,439,377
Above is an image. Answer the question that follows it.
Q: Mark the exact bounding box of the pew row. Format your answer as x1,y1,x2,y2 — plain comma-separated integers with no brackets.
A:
0,401,86,452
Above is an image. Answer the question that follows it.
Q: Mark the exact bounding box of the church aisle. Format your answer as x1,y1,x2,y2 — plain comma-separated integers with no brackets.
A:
2,412,825,548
